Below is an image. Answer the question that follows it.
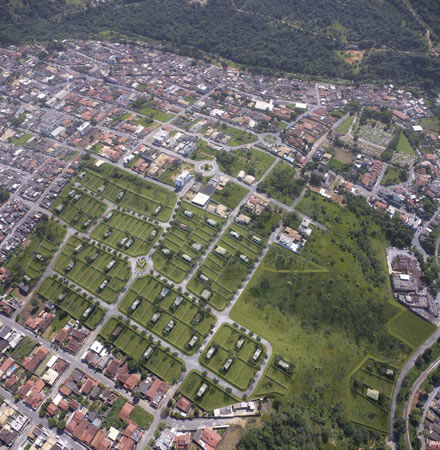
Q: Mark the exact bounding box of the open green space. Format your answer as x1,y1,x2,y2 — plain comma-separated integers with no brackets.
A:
380,166,408,186
50,183,107,231
211,181,248,210
187,209,280,310
395,132,416,156
230,192,421,433
10,133,32,145
5,218,66,288
10,337,37,364
77,160,177,222
53,235,131,303
90,209,161,257
158,162,194,187
179,370,240,412
216,147,275,180
38,276,105,329
257,162,305,206
191,140,217,160
134,100,175,122
118,275,216,355
100,317,184,384
387,308,436,350
217,124,257,147
200,324,264,391
152,202,224,282
130,405,153,429
335,115,354,135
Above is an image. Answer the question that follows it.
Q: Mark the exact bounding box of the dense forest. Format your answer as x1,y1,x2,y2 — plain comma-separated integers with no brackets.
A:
0,0,439,90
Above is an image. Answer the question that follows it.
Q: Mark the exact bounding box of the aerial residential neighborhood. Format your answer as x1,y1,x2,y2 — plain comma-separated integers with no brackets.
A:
0,38,439,449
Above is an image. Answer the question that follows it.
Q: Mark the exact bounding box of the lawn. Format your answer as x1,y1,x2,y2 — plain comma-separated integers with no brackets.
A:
118,275,216,354
11,133,32,145
216,147,275,180
38,276,105,329
211,181,248,210
152,202,225,282
230,193,417,433
53,235,131,303
130,405,153,430
396,132,416,156
135,101,175,122
187,209,280,310
100,317,185,384
335,115,354,135
50,183,107,231
77,160,177,222
5,218,66,288
200,324,265,391
380,166,408,186
90,209,161,257
257,162,305,206
387,308,436,350
179,370,240,412
191,140,217,160
217,123,257,147
11,337,37,364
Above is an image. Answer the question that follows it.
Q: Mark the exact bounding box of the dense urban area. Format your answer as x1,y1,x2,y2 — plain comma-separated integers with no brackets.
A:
0,39,439,450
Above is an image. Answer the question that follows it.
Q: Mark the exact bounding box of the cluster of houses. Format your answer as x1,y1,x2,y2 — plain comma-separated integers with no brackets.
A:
424,390,440,449
278,219,313,254
0,399,29,447
155,425,223,450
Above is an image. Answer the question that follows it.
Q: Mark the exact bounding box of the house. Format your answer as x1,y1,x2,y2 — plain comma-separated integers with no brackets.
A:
175,170,191,191
194,427,222,450
176,396,192,414
174,433,191,449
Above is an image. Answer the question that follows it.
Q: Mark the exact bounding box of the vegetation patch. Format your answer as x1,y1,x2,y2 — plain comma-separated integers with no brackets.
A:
211,181,248,209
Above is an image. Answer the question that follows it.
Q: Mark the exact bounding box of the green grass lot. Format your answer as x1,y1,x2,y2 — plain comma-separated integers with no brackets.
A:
187,211,279,310
380,166,408,186
396,132,416,156
100,317,184,384
179,370,240,412
90,209,161,257
348,357,398,433
152,202,225,282
217,124,257,147
103,396,126,429
230,193,427,434
211,181,248,210
130,405,153,430
216,147,275,181
11,133,32,145
135,101,175,122
50,184,106,231
191,140,217,160
200,324,265,391
254,359,291,397
335,115,354,135
53,235,131,303
119,275,216,355
159,163,194,187
387,308,436,350
6,219,66,288
77,161,177,222
257,162,304,206
38,276,105,329
10,337,37,364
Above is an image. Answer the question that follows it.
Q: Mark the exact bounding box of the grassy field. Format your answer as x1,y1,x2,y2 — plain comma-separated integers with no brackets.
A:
380,166,408,186
152,202,225,282
11,337,37,364
39,276,105,329
257,162,304,206
100,317,184,384
53,235,131,303
211,181,248,210
135,101,175,122
51,184,107,231
335,115,354,135
387,308,436,350
90,209,161,257
77,160,177,222
217,124,257,147
216,147,275,180
11,133,32,145
187,210,280,310
130,405,153,429
118,275,216,354
179,370,240,412
200,324,264,390
230,193,421,433
191,140,217,160
396,132,416,156
6,219,66,288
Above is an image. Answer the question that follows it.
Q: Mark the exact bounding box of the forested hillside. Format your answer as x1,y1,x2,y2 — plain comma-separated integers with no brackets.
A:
0,0,439,90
